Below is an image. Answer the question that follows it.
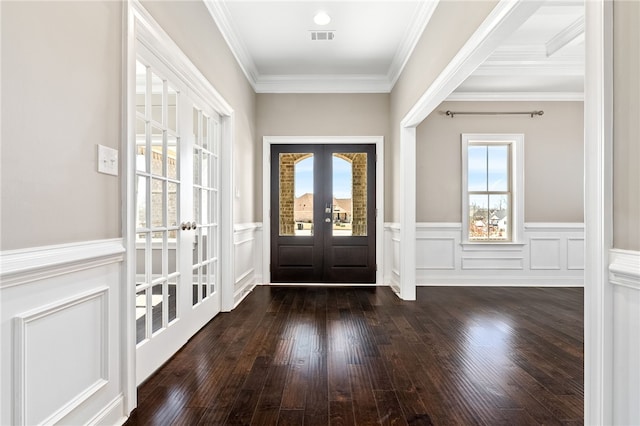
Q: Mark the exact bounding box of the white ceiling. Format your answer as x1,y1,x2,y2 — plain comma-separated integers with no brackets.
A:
205,0,585,98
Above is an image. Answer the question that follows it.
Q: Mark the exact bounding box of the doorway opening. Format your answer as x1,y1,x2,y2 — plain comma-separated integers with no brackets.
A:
262,136,384,285
271,144,375,283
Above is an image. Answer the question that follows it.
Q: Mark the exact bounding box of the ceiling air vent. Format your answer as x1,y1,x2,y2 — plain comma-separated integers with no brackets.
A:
310,31,335,41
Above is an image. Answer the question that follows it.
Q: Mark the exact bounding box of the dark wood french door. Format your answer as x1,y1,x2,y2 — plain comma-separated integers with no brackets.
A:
271,144,376,283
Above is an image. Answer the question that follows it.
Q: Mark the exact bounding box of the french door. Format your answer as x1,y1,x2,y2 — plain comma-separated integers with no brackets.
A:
270,144,376,283
134,46,221,384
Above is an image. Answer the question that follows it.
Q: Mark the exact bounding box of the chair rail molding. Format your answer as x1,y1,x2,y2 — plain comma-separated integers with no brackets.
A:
0,239,125,289
609,249,640,290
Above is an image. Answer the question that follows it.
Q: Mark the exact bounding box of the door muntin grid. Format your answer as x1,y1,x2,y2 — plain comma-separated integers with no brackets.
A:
135,59,181,344
191,107,220,306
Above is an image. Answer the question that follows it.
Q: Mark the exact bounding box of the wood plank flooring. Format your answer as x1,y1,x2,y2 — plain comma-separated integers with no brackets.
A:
125,286,583,425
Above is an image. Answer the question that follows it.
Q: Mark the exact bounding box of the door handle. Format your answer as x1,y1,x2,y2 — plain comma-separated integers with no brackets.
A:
325,218,331,223
181,221,197,230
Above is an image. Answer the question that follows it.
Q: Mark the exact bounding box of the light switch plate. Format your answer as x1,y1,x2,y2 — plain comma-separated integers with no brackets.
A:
98,144,119,176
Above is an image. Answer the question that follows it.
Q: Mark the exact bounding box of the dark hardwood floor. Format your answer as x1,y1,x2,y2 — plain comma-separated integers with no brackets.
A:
125,286,583,425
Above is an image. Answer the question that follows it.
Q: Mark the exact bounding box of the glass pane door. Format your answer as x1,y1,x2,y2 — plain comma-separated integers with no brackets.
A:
191,107,220,305
134,48,222,384
271,144,376,283
135,60,180,344
331,153,368,237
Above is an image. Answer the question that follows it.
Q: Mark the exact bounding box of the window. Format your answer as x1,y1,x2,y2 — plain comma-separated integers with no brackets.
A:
462,134,524,244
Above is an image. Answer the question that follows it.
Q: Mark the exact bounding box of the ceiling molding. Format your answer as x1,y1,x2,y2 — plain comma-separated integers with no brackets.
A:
474,61,584,76
203,0,259,89
387,0,440,88
204,0,584,94
204,0,439,93
546,16,585,57
254,74,391,94
489,45,551,60
447,91,584,101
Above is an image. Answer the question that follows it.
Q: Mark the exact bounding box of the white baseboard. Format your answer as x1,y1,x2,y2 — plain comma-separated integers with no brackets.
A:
88,394,126,426
416,277,584,287
233,283,256,309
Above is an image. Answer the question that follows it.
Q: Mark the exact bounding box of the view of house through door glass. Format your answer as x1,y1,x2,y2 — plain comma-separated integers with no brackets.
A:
271,144,375,283
134,49,221,384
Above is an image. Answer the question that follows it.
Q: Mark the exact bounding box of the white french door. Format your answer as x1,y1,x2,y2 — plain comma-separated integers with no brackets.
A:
134,44,221,384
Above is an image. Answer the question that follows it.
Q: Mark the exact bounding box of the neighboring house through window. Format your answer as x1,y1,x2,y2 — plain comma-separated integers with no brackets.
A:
461,134,524,244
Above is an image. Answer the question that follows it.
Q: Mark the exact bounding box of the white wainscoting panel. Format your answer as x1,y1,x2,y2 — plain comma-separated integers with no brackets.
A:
567,238,585,270
610,249,640,426
461,256,524,270
384,223,401,293
233,223,262,307
14,287,109,426
417,238,456,270
530,238,562,270
415,223,584,286
0,239,126,426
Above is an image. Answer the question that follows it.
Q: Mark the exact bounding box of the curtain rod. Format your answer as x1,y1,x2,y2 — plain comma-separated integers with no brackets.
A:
445,110,544,118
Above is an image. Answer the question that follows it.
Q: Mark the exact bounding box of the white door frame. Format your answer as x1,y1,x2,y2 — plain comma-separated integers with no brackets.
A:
396,0,612,422
583,1,613,423
396,0,545,302
123,0,235,413
262,136,384,286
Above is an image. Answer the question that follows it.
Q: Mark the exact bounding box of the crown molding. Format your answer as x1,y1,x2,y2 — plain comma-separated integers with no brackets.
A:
447,91,584,101
203,0,259,89
387,0,440,89
254,74,391,94
204,0,438,93
203,0,583,94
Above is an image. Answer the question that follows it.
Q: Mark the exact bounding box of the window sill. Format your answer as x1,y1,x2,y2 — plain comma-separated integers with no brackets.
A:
460,241,526,252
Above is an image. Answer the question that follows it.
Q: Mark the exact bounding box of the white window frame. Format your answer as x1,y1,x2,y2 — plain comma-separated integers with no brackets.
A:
461,133,524,248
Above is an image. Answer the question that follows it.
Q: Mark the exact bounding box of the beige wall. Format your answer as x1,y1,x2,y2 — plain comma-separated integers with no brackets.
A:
388,0,498,221
416,101,584,223
613,0,640,251
1,1,257,251
1,1,123,250
142,1,257,225
255,93,390,218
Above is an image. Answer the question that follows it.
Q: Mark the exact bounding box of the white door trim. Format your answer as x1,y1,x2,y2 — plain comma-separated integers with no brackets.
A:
397,0,545,302
123,0,235,413
262,136,384,286
584,0,613,423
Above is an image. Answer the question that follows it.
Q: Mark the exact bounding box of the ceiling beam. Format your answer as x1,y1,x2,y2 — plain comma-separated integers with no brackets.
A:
447,91,584,101
546,16,585,57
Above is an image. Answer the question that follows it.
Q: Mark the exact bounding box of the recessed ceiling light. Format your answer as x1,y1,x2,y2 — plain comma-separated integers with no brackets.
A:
313,11,331,26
